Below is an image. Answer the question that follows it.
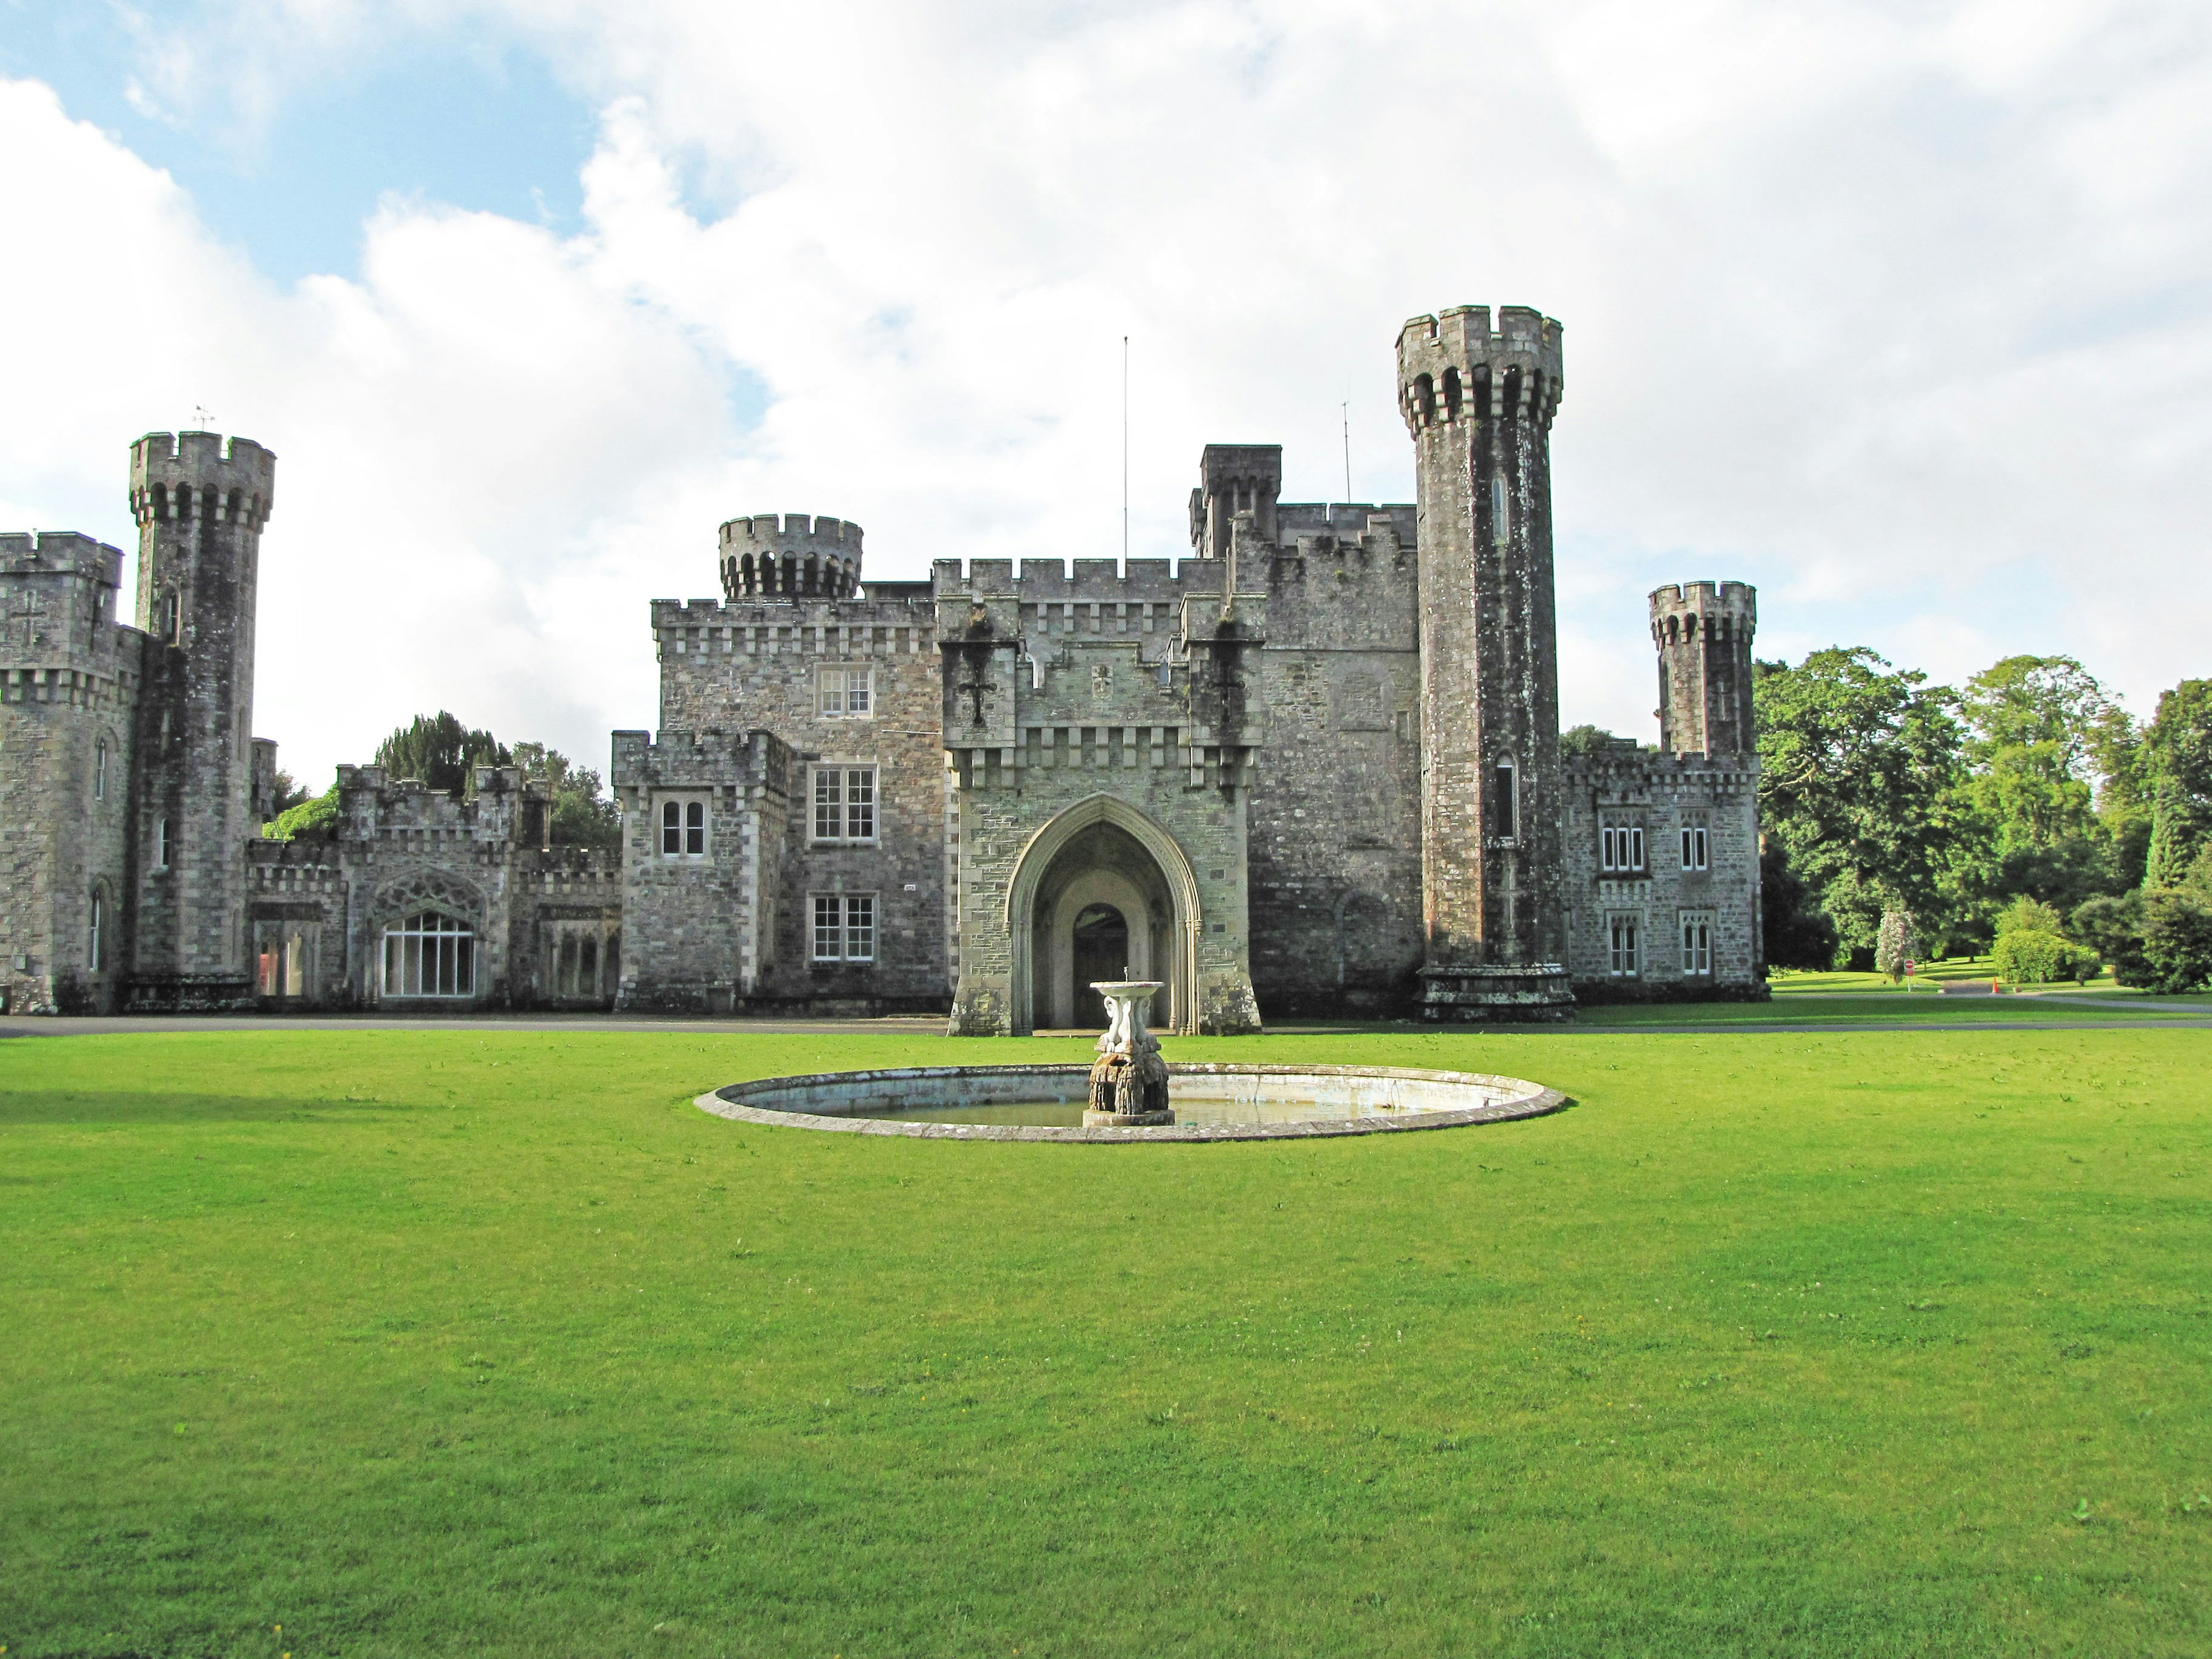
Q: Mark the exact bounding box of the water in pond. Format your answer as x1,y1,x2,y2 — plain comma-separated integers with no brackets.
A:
841,1096,1443,1128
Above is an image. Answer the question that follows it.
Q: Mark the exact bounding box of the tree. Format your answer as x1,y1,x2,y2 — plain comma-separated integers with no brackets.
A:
374,712,509,798
2071,892,2149,986
1754,649,1968,959
510,741,622,851
263,782,339,841
2140,888,2212,994
1559,724,1626,756
1760,843,1838,970
1947,656,2136,920
1874,909,1919,982
2143,681,2212,887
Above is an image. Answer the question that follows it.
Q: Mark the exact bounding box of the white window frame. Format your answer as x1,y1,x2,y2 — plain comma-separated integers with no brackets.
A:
1600,821,1645,874
658,796,708,858
1608,912,1641,978
381,911,476,998
88,889,104,972
811,892,877,962
812,765,877,843
818,665,874,719
1680,910,1714,976
94,740,108,801
154,817,171,870
1680,823,1709,872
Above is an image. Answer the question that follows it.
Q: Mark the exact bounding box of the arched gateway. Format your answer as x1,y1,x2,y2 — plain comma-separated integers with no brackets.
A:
1002,794,1202,1036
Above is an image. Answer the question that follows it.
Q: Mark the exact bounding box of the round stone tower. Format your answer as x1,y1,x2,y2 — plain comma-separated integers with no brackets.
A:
719,513,862,599
1649,581,1758,757
1397,305,1572,1021
126,431,276,1007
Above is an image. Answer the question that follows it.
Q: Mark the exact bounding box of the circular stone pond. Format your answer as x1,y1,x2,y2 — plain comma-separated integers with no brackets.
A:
695,1063,1565,1143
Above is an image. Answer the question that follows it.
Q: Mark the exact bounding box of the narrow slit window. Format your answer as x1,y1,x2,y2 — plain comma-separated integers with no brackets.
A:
1493,762,1517,840
88,891,103,972
94,741,107,800
155,818,171,870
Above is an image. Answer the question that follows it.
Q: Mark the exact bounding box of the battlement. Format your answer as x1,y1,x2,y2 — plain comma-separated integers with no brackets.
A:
1396,305,1565,433
129,431,275,529
611,726,787,790
929,558,1190,603
1649,581,1757,644
1561,748,1761,783
0,531,124,586
1272,503,1417,545
718,513,862,599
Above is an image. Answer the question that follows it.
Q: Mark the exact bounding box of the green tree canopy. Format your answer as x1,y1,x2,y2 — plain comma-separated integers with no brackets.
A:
2143,681,2212,887
374,713,510,798
1754,647,1968,953
510,741,622,851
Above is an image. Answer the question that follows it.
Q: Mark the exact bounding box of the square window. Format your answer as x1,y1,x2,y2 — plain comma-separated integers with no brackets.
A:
1600,821,1645,874
819,666,874,718
813,767,877,842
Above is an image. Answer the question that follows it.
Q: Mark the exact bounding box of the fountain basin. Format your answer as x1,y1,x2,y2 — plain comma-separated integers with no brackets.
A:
695,1063,1565,1142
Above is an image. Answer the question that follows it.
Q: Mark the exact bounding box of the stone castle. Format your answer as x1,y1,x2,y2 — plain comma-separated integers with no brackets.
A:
1,305,1764,1027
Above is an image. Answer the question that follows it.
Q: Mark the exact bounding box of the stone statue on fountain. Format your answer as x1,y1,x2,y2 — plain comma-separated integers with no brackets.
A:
1082,977,1173,1127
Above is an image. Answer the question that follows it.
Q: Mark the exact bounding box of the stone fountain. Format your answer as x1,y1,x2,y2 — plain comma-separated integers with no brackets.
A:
1082,979,1173,1126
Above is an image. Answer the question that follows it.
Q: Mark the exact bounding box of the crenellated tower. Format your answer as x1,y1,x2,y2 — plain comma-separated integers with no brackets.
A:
719,514,863,599
1650,581,1758,756
1399,304,1573,1020
126,431,275,1008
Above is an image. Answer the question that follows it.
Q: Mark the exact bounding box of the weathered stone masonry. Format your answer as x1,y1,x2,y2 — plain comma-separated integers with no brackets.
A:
1,308,1767,1022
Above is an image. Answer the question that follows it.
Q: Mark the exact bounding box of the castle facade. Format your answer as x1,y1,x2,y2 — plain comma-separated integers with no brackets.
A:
0,305,1764,1025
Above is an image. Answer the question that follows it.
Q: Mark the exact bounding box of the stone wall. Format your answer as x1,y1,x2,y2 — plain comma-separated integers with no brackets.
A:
1560,748,1765,999
1243,506,1426,1014
934,556,1261,1036
0,532,142,1014
643,585,950,1012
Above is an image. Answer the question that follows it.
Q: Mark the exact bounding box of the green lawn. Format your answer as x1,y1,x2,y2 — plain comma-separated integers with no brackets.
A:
3,1022,2209,1657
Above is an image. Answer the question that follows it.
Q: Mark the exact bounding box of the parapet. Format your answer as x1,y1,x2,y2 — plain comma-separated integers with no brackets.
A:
1649,581,1757,646
929,558,1190,603
1396,305,1564,434
129,431,276,530
0,531,124,587
719,513,862,599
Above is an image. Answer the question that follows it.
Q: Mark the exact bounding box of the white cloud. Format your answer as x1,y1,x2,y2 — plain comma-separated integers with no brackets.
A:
3,0,2210,779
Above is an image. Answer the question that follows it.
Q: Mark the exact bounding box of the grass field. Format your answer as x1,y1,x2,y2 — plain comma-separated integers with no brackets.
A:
4,1019,2210,1657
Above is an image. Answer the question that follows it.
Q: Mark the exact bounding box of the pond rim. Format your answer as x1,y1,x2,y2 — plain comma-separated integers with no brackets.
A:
695,1062,1567,1143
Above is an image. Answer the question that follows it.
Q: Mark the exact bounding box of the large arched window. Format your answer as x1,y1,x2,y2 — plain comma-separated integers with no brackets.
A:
382,911,475,998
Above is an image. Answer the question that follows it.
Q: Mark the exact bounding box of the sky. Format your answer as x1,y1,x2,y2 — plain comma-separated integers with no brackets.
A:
2,0,2209,787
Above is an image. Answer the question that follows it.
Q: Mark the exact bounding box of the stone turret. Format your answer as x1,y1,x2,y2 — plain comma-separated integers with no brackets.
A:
1398,305,1571,1021
719,513,862,599
125,430,276,1009
1650,581,1758,757
1188,445,1282,561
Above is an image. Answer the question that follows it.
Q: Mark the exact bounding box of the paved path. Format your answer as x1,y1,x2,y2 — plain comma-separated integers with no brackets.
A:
7,1011,2211,1041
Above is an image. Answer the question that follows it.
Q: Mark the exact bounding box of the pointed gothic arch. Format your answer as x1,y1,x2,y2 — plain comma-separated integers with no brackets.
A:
1002,793,1202,1036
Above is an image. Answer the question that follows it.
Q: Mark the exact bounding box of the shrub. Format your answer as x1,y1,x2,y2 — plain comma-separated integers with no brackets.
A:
2141,889,2212,994
1991,929,2094,986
